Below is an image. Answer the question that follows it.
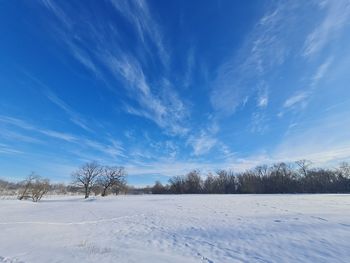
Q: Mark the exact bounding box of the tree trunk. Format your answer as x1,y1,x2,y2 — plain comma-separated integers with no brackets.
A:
84,185,89,199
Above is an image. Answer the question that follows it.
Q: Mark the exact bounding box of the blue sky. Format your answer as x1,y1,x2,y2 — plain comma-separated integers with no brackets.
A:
1,0,350,185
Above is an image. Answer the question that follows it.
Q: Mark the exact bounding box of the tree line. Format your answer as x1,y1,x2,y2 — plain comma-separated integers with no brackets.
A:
2,160,350,200
151,160,350,194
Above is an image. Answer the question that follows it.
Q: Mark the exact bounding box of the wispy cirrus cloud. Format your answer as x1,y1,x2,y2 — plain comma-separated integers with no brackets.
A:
39,130,78,142
40,0,189,136
274,110,350,165
187,131,218,156
256,82,269,108
0,128,42,144
125,139,350,180
109,0,169,66
0,115,125,159
250,112,269,134
82,138,126,159
282,56,333,111
102,53,189,135
283,91,309,109
211,2,295,115
212,0,342,116
303,0,350,58
185,116,223,156
0,115,78,143
44,90,93,132
310,57,333,87
40,0,104,79
41,0,72,29
23,72,93,132
257,94,269,108
0,143,23,155
0,116,34,130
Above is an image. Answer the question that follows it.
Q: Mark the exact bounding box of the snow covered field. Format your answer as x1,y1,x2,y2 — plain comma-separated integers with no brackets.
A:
0,194,350,263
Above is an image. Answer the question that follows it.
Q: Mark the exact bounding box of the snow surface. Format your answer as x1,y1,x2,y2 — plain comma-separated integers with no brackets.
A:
0,194,350,263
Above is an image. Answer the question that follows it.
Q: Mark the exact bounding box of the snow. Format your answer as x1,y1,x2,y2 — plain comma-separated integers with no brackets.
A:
0,194,350,263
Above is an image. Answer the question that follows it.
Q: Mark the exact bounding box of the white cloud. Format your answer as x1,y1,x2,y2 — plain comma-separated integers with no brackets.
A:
273,111,350,165
303,0,350,58
187,131,218,156
24,73,93,132
40,130,77,142
257,95,268,108
40,1,102,77
0,115,35,130
250,112,269,134
0,115,126,159
45,90,92,132
257,83,269,108
41,0,72,29
0,128,42,144
210,3,293,115
282,56,333,111
283,91,309,108
82,138,126,159
40,0,189,136
109,0,169,66
0,143,23,155
310,57,333,87
64,40,102,78
0,115,79,143
103,53,189,135
124,158,237,178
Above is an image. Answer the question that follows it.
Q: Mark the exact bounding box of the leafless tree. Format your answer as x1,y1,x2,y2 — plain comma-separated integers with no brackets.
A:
203,173,216,193
152,181,167,194
31,178,50,202
169,175,186,194
72,161,102,198
18,172,37,200
338,162,350,178
18,173,50,202
216,170,236,194
184,170,202,193
97,166,126,196
254,165,269,178
296,159,312,177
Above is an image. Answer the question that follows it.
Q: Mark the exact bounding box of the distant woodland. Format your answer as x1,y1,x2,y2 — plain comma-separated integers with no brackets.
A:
150,160,350,194
1,160,350,200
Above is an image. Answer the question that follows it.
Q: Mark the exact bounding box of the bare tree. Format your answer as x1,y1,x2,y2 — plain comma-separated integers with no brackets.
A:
184,170,202,193
97,166,126,196
296,159,312,177
31,177,50,202
217,170,237,194
72,162,102,198
255,165,269,178
18,172,37,200
18,173,50,202
152,181,167,194
169,175,186,194
339,162,350,178
203,173,216,193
